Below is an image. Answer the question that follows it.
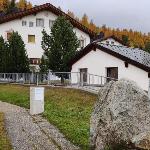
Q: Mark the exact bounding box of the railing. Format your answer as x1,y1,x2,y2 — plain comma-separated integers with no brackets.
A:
0,72,117,87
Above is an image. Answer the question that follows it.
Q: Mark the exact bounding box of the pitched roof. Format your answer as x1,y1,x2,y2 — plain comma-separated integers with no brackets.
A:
69,39,150,72
94,35,129,46
0,3,96,38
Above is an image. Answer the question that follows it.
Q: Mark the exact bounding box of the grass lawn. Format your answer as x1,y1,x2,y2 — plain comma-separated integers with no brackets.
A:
0,84,97,149
0,112,12,150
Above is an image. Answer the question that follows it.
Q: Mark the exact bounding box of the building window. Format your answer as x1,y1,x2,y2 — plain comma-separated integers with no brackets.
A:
36,18,44,27
28,35,35,43
22,21,27,26
29,21,34,27
30,58,41,65
111,41,115,45
106,41,109,44
49,20,55,28
7,32,12,40
79,39,85,48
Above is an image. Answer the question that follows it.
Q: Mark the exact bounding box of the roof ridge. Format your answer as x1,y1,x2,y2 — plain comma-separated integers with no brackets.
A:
0,3,96,38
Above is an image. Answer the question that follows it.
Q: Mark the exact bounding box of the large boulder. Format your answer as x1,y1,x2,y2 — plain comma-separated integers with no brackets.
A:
90,79,150,150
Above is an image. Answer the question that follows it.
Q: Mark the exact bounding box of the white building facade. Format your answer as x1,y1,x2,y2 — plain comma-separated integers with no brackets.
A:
70,37,150,91
0,3,95,70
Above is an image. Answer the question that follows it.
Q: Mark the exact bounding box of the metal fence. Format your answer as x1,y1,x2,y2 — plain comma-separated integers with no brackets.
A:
0,72,117,87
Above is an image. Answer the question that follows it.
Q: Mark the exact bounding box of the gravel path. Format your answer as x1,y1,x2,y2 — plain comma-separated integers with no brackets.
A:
0,101,79,150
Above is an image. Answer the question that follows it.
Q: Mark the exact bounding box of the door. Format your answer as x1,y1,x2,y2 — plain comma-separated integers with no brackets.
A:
79,68,88,85
107,67,118,82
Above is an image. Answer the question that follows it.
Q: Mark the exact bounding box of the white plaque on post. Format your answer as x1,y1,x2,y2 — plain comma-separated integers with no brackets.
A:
30,87,44,115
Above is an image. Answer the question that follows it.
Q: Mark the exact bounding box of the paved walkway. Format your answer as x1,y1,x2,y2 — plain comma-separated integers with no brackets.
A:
66,85,100,95
0,101,79,150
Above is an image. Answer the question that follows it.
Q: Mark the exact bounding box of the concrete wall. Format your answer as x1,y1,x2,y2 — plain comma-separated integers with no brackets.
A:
71,48,149,91
0,11,91,59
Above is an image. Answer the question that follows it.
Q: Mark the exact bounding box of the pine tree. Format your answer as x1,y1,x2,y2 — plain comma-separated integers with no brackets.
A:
39,55,48,73
26,1,32,9
0,36,7,72
7,0,16,13
81,13,89,28
8,32,29,73
89,20,96,32
145,41,150,53
67,10,75,18
0,0,9,12
122,35,129,45
41,16,79,82
17,0,27,10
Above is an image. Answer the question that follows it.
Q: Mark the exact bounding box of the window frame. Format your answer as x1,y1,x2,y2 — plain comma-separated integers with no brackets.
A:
49,20,55,29
28,35,35,43
22,20,27,26
79,39,85,48
29,21,34,27
7,32,12,40
36,18,44,27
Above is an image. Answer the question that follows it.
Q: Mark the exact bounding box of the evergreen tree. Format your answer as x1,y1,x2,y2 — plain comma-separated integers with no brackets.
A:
8,32,29,72
0,0,9,12
81,13,89,28
7,0,16,13
41,16,79,82
0,36,7,72
26,1,32,9
17,0,27,10
145,41,150,53
122,35,129,45
39,55,48,73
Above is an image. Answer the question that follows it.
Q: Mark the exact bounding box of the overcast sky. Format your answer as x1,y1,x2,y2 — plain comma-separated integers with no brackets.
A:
30,0,150,33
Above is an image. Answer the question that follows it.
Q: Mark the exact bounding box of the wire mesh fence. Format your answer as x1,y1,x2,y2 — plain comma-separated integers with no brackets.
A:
0,72,117,87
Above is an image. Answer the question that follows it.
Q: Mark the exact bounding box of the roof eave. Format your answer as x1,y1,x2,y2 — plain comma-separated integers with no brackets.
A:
69,43,150,72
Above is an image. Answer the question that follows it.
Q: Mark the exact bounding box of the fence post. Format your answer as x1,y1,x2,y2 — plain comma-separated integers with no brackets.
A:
48,71,51,85
89,74,90,85
69,73,71,86
16,73,18,82
36,73,39,86
23,73,25,84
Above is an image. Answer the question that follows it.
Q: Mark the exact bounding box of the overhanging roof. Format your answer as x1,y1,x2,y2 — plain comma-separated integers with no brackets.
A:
69,41,150,72
0,3,96,38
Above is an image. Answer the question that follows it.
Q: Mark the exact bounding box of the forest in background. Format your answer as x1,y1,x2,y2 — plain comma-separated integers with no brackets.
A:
0,0,150,52
67,11,150,52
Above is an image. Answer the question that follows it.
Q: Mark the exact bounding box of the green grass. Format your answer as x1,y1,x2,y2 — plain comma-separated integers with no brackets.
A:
0,112,12,150
0,84,97,149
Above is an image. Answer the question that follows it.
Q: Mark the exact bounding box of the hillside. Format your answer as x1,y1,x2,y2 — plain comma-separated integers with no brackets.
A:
67,12,150,52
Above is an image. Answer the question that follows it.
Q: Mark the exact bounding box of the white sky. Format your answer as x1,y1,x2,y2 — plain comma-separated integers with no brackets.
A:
29,0,150,33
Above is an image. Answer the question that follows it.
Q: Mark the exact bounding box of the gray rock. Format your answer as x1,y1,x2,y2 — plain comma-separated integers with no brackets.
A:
90,79,150,150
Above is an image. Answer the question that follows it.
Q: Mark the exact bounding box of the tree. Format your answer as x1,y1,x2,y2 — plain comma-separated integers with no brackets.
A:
26,1,32,9
7,0,16,13
8,32,29,72
122,35,129,45
0,36,8,72
39,55,48,73
89,20,96,32
0,0,9,12
17,0,27,10
145,41,150,53
41,16,79,82
67,10,75,18
81,13,89,28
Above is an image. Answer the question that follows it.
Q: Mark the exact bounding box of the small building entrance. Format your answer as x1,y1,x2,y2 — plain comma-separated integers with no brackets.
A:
79,68,88,85
106,67,118,82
